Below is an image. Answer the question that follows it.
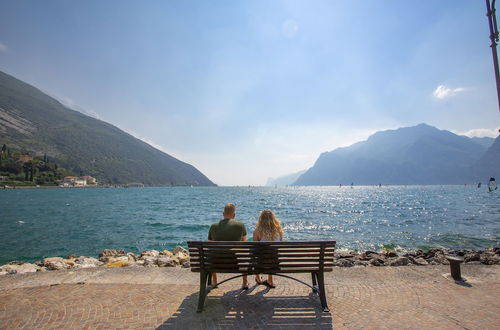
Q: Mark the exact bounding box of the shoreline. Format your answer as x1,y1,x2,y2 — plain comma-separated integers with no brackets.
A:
1,246,498,276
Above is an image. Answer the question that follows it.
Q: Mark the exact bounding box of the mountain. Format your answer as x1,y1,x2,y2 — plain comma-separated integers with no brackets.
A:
294,123,496,185
474,136,500,181
266,170,306,186
470,136,495,149
0,70,215,186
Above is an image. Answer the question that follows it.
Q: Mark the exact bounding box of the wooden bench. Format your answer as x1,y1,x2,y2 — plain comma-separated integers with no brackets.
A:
187,240,336,312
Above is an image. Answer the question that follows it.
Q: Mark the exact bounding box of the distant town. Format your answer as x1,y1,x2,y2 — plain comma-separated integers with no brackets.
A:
0,144,97,188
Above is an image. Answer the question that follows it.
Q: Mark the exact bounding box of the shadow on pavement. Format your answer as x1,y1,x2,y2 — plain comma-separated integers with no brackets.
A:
158,284,333,329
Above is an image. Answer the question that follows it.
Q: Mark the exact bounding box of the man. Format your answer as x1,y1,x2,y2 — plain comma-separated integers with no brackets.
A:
208,203,248,289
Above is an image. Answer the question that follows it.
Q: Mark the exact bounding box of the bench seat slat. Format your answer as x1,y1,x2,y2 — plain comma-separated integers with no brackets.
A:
189,263,334,269
196,253,334,259
189,267,334,273
190,257,333,263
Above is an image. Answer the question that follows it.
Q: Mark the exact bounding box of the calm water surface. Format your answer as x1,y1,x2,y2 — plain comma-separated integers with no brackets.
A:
0,186,499,264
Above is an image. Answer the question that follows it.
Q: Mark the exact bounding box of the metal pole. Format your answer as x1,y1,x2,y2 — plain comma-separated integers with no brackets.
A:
486,0,500,112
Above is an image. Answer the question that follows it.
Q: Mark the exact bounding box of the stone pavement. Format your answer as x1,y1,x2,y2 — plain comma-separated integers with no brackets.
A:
0,265,499,329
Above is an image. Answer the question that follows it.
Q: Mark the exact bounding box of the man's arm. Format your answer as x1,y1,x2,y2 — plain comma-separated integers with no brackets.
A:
241,224,247,241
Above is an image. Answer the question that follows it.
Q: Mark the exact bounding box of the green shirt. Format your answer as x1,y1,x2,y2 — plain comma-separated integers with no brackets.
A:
208,218,247,241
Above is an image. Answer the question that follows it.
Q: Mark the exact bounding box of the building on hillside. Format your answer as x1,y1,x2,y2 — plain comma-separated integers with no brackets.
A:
60,175,97,187
74,178,86,187
61,176,77,187
81,175,97,185
14,154,33,162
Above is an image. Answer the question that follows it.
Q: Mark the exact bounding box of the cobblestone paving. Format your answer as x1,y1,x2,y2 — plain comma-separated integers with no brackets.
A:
0,265,498,329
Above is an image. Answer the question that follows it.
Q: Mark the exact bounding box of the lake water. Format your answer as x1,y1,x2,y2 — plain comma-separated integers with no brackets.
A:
0,186,499,264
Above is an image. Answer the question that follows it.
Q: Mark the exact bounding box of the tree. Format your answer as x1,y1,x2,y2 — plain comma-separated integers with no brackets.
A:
30,162,34,182
23,163,29,181
1,144,6,153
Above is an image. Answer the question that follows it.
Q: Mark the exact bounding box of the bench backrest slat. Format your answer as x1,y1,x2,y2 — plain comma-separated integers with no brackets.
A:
187,241,336,274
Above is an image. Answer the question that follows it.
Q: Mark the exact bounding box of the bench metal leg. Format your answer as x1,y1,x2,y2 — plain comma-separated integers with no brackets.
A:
197,271,209,313
316,271,330,312
311,272,318,293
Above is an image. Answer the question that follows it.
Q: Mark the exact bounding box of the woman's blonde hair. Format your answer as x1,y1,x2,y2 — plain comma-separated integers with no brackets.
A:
255,209,283,241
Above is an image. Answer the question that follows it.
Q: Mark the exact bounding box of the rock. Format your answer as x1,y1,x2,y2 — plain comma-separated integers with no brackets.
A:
8,261,25,265
431,253,449,265
127,253,138,262
383,250,398,258
353,260,369,267
403,251,417,258
0,263,40,274
140,250,160,258
412,257,428,266
74,256,103,269
182,261,191,268
464,253,481,263
424,248,443,259
335,259,354,267
480,252,500,265
142,256,158,267
157,256,178,267
359,251,379,260
334,251,356,259
98,249,125,258
43,257,71,270
388,257,409,266
100,255,129,264
369,258,385,266
493,247,500,255
160,250,174,257
173,246,189,255
135,260,145,266
67,254,77,259
106,261,130,268
414,250,425,258
175,251,190,265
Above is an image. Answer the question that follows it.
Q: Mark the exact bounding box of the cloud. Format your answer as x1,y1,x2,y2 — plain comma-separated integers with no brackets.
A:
455,127,500,138
433,85,466,99
0,42,7,53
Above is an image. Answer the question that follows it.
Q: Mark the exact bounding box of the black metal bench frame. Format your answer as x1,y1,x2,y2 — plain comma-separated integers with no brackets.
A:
187,240,336,312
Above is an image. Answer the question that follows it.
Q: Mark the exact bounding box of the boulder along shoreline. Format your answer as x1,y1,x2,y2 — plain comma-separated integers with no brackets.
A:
1,246,499,276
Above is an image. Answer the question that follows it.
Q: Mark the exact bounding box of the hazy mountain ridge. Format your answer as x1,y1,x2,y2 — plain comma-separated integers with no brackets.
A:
294,124,499,185
266,169,306,186
474,136,500,180
0,70,215,186
470,136,495,149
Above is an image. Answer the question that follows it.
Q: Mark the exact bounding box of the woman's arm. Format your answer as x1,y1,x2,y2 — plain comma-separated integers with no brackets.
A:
253,230,261,242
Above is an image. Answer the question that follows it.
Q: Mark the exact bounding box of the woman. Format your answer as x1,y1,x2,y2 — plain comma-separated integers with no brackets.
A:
253,209,284,288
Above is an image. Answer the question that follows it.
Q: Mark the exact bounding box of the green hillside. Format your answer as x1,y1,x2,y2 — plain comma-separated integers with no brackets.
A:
0,70,215,186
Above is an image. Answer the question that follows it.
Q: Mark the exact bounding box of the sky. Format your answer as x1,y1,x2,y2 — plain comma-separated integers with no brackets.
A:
0,0,499,186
